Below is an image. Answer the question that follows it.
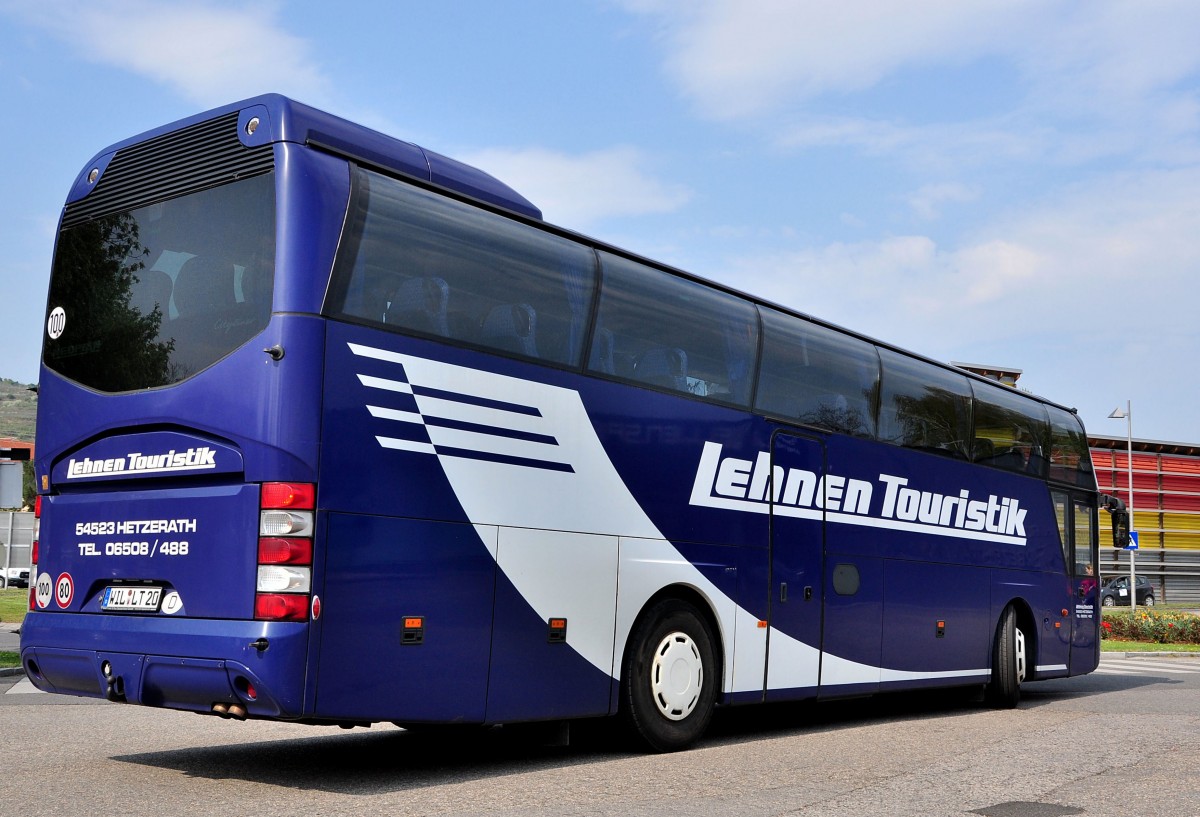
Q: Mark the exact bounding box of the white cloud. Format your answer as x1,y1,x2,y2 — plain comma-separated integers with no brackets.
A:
461,146,691,230
908,183,980,221
721,165,1200,358
619,0,1200,167
618,0,1036,120
5,0,329,106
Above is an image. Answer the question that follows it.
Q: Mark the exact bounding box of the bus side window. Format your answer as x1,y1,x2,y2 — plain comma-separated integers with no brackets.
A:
1046,405,1095,488
877,347,972,459
971,379,1050,478
756,308,879,438
588,252,758,407
328,169,597,366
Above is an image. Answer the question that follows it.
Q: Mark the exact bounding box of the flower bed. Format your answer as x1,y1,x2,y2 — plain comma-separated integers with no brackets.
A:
1101,609,1200,645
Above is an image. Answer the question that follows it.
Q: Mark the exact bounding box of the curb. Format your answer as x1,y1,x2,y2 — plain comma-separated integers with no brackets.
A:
0,667,23,677
1110,651,1200,659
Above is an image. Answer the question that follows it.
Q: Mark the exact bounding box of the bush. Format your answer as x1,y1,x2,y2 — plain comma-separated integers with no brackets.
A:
1101,609,1200,644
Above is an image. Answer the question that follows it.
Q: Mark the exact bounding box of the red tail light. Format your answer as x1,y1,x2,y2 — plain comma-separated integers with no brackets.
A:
255,483,315,621
261,482,315,510
30,495,42,611
254,593,309,622
257,537,313,565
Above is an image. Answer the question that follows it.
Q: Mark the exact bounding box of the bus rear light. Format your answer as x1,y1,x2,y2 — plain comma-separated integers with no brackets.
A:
261,482,315,510
255,482,315,621
256,564,312,594
259,510,313,537
258,537,313,565
254,593,309,622
30,497,40,611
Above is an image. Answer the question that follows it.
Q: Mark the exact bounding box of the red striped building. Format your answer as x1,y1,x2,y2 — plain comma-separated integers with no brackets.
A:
1091,436,1200,604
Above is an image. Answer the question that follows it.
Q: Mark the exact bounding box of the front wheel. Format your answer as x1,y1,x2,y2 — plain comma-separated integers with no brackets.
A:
621,599,718,752
1101,595,1115,607
986,605,1026,709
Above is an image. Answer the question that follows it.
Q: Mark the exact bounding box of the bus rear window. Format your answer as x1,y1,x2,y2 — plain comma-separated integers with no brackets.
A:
43,173,276,393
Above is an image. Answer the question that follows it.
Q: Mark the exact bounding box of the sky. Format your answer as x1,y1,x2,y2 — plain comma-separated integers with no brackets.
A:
1,0,1198,444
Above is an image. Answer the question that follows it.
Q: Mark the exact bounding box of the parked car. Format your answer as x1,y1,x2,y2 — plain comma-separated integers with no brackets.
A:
1100,575,1155,607
1,567,29,589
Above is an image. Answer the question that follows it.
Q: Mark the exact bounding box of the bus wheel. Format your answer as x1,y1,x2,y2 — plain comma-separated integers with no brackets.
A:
621,599,717,752
986,605,1026,709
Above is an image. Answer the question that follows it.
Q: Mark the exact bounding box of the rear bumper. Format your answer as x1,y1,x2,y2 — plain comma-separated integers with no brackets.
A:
19,611,309,719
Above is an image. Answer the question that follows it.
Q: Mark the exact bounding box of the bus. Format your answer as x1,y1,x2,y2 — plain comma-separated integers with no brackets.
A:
23,95,1111,752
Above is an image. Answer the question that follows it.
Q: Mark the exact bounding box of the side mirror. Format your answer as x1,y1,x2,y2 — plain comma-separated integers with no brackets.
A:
1111,509,1130,548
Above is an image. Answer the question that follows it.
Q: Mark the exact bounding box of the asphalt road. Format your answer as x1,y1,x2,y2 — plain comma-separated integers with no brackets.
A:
1,656,1199,817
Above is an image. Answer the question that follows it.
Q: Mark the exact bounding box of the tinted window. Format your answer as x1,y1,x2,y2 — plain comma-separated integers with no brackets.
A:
878,349,972,458
1047,405,1095,487
44,173,276,392
1051,490,1071,568
756,309,879,437
970,380,1050,477
330,169,595,367
587,253,758,406
1073,498,1096,578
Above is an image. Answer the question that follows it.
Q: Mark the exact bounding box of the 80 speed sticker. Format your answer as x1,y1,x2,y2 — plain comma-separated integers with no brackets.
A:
55,573,74,608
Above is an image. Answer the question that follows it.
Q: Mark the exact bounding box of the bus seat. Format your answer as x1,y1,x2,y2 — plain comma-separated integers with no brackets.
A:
481,303,538,357
129,269,173,318
636,347,688,392
173,256,236,317
388,276,450,337
972,438,995,462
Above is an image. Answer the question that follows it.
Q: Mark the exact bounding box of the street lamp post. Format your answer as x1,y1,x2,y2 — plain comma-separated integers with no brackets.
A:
1108,402,1136,611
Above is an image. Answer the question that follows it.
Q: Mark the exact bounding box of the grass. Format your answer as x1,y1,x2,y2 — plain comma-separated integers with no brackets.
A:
0,587,27,625
0,588,26,669
1102,639,1200,653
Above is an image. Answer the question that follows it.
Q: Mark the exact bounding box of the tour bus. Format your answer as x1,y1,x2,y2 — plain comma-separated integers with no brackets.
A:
23,95,1109,752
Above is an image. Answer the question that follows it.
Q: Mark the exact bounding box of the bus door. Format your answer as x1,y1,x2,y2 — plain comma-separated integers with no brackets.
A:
765,431,825,700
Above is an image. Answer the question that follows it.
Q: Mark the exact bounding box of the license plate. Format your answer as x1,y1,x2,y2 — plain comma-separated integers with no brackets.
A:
101,585,162,612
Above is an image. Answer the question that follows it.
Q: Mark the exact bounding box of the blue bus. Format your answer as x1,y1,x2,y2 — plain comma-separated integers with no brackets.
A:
24,95,1108,751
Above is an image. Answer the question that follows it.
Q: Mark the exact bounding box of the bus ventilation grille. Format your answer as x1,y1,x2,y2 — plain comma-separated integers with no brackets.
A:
62,111,274,228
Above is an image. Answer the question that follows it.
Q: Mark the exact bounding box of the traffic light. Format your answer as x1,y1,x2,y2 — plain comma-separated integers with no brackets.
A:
1110,509,1130,548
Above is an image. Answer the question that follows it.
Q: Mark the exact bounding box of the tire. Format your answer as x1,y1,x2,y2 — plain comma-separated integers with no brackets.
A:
1102,596,1115,607
986,605,1026,709
620,599,718,753
1144,595,1155,607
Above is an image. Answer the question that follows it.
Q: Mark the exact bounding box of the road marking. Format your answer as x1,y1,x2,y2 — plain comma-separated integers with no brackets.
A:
5,677,44,694
1094,657,1200,675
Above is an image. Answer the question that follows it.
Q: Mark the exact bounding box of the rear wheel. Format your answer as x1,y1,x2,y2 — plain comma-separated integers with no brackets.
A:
621,599,717,752
1144,595,1155,607
986,605,1026,708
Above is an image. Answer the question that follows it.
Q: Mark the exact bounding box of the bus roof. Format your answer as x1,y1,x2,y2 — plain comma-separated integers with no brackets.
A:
63,93,542,221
